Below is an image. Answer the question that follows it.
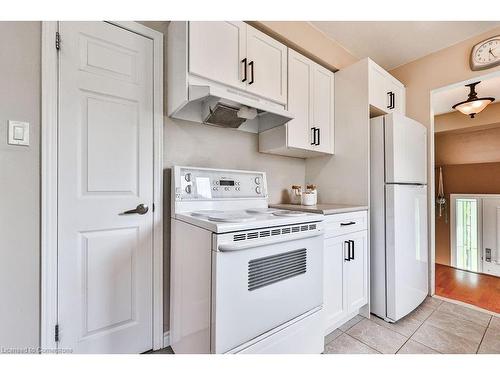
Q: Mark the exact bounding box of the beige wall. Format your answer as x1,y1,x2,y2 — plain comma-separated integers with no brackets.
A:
0,22,40,349
435,125,500,165
249,21,357,71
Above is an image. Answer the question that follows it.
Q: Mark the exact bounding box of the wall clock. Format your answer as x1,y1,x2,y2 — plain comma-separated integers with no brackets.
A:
470,35,500,71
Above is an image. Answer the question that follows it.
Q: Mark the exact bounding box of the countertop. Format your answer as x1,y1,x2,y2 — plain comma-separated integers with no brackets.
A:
269,203,368,215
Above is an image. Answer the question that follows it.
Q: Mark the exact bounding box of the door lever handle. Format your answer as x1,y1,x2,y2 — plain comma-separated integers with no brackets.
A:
120,204,149,215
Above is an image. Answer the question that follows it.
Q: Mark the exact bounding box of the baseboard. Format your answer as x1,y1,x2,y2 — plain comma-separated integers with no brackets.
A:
163,331,170,348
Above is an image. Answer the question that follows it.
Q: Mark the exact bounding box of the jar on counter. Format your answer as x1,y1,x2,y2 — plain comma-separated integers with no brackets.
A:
290,185,302,205
301,184,317,206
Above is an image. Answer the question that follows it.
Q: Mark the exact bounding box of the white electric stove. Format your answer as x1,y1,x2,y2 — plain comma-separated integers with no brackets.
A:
170,166,325,354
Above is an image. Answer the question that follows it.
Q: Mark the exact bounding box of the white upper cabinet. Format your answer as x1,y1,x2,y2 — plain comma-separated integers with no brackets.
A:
286,50,313,150
386,77,406,114
189,21,246,90
259,49,334,158
246,26,287,104
312,64,334,154
187,21,287,105
368,60,405,115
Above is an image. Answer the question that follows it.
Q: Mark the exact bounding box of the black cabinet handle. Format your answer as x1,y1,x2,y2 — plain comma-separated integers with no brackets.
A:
311,127,316,145
316,128,320,146
241,58,247,82
344,241,350,261
387,91,395,109
249,61,254,84
349,240,355,260
340,221,356,226
391,92,396,109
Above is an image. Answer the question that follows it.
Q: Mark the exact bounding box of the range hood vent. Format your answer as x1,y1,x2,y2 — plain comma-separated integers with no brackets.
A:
204,103,247,129
168,83,294,133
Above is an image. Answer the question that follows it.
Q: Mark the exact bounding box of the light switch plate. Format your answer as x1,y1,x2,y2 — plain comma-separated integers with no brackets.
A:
8,120,29,146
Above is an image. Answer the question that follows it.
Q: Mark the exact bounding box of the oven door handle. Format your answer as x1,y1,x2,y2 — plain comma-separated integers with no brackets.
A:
217,230,324,252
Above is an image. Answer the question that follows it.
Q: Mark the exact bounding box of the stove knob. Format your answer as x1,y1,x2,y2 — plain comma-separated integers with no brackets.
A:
185,173,192,182
255,177,261,185
185,185,192,194
255,186,262,194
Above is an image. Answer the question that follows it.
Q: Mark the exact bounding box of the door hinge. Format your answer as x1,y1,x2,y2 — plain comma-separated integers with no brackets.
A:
54,324,60,342
55,32,61,50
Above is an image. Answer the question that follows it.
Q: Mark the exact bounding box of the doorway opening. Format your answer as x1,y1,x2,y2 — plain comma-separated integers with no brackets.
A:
431,71,500,314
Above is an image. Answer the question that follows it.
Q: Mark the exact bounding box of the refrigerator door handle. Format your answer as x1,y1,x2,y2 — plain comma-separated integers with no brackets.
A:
349,240,355,260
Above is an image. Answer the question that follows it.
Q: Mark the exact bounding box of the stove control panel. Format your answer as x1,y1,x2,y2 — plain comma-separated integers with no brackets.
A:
173,166,267,200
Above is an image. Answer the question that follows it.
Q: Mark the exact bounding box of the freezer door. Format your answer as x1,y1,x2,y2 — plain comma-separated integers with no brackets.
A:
386,184,428,321
385,113,427,184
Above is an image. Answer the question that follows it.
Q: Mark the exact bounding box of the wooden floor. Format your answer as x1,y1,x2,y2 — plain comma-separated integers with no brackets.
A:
435,264,500,313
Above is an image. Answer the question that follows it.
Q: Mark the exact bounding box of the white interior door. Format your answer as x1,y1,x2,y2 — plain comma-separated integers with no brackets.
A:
245,25,287,104
188,21,246,90
482,198,500,277
58,21,154,353
385,184,428,321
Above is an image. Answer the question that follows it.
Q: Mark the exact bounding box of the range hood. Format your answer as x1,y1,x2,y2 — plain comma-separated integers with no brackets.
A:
168,83,294,133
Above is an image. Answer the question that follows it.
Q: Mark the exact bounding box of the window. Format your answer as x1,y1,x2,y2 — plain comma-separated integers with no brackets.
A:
451,196,480,272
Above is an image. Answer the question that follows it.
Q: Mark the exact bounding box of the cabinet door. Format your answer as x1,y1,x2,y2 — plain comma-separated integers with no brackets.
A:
369,64,389,112
312,65,334,154
387,79,406,115
286,49,313,150
323,236,348,333
346,231,368,313
189,21,246,90
246,25,287,104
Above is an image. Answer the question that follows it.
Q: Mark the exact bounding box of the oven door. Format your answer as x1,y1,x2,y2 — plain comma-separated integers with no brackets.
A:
211,232,323,353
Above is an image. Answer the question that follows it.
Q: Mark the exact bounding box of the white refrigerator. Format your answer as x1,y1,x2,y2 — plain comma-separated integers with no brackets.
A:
370,112,428,322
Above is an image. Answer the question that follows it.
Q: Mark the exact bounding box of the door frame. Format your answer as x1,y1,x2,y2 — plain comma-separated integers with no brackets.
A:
41,21,164,351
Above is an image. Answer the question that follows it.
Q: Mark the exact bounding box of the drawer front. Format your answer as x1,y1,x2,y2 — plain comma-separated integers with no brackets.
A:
324,211,367,238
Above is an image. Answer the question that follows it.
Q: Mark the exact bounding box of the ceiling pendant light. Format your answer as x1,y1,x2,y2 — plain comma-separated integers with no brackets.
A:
452,81,495,118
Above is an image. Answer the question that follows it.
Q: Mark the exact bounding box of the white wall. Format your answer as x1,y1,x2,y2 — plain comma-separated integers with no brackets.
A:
0,21,41,349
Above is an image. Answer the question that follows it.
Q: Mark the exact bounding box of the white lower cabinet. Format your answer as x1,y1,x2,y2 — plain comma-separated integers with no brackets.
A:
323,211,368,335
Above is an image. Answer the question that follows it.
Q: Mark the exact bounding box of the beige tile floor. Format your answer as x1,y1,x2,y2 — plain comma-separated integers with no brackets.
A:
324,297,500,354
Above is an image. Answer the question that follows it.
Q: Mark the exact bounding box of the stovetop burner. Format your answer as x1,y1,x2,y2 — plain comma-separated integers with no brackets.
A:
245,208,279,214
191,210,224,217
206,212,257,223
272,210,308,217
